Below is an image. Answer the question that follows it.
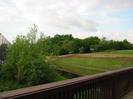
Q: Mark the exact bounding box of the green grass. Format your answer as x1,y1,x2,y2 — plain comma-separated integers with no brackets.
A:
98,50,133,56
48,50,133,76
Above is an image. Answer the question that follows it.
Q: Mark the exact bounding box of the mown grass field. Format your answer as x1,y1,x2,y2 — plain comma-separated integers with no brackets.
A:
48,50,133,76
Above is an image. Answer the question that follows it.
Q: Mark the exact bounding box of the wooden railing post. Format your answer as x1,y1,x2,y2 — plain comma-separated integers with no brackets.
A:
112,78,116,99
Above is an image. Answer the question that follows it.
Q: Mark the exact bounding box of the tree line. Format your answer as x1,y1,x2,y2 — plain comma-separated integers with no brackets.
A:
36,34,133,55
1,34,133,61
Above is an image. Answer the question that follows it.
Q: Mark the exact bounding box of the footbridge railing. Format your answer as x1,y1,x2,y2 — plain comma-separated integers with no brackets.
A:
0,67,133,99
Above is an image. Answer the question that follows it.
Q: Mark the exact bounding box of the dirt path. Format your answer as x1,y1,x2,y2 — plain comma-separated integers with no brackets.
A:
57,53,133,62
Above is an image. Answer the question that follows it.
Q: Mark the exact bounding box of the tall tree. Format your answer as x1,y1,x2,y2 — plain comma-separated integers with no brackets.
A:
1,25,63,85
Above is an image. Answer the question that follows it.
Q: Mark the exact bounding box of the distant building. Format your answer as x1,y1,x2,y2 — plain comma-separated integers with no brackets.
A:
0,33,10,64
0,33,10,46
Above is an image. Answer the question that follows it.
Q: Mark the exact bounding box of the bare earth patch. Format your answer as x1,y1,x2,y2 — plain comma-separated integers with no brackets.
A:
121,90,133,99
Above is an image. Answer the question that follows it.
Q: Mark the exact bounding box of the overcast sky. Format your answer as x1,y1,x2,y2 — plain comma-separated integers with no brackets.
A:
0,0,133,43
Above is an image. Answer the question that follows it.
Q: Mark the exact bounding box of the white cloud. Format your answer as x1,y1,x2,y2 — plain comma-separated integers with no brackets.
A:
0,0,133,42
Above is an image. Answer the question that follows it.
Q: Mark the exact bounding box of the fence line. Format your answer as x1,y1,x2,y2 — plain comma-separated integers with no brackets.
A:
0,67,133,99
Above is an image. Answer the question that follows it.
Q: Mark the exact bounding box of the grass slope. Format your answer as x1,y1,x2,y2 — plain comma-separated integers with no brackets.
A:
48,50,133,76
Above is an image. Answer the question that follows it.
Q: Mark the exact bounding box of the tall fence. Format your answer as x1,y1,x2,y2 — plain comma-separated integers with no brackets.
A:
0,67,133,99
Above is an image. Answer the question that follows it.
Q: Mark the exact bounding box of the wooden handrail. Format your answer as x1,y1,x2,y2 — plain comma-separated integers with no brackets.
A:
0,67,133,99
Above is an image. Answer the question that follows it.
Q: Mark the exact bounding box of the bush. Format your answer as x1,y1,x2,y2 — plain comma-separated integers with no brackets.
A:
1,25,64,87
0,80,27,92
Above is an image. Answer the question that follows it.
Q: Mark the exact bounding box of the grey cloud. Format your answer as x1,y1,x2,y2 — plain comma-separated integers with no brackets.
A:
100,0,133,14
110,0,133,8
49,15,98,33
12,0,99,33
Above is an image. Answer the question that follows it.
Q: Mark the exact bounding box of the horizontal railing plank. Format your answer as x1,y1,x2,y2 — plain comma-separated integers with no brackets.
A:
0,67,133,99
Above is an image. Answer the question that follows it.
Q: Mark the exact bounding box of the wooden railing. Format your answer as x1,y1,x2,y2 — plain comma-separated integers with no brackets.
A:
0,67,133,99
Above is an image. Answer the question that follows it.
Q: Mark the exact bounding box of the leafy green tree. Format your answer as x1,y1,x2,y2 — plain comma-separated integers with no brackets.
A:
1,25,63,86
69,38,83,53
122,40,133,49
29,32,133,55
83,37,100,51
95,38,110,51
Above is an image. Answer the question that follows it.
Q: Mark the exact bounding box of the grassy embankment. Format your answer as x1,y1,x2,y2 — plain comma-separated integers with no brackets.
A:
48,50,133,76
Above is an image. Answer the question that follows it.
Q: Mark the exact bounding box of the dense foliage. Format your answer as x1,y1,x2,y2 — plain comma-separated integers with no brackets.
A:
0,25,63,91
37,34,133,55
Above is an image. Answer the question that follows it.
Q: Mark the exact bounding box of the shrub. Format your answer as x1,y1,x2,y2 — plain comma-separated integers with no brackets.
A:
1,25,63,87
